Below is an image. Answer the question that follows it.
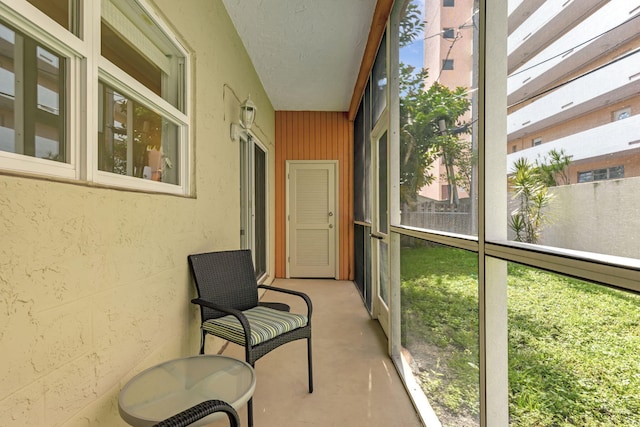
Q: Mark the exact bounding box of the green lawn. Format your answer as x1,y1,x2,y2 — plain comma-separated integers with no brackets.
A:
400,245,640,426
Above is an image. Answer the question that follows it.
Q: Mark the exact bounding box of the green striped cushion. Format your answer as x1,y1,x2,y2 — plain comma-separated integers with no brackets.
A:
202,306,308,346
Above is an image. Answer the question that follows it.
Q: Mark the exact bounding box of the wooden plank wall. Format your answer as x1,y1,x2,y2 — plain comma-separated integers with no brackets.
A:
275,111,354,280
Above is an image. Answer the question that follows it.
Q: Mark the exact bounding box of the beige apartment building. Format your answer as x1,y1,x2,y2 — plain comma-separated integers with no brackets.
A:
507,0,640,184
423,0,640,192
421,0,476,202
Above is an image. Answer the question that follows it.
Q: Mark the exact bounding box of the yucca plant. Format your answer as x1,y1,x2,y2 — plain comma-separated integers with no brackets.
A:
509,157,554,244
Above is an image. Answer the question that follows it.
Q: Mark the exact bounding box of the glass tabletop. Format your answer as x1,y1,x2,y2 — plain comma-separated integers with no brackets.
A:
118,355,255,426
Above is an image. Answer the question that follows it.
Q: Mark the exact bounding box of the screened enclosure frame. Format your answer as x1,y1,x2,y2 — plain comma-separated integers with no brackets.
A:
353,1,640,426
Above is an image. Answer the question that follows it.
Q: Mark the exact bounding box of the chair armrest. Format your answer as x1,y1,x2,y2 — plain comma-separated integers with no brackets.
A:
153,399,239,427
191,298,253,348
257,285,313,318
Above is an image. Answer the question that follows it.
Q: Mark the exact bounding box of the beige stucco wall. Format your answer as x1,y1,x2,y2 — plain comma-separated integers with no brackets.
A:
0,1,275,425
540,176,640,259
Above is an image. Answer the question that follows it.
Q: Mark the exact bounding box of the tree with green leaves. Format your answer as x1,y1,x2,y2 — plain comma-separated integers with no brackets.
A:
535,148,572,186
399,0,473,208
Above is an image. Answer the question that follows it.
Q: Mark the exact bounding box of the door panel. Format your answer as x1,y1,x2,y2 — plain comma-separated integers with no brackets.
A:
288,162,337,278
372,130,390,337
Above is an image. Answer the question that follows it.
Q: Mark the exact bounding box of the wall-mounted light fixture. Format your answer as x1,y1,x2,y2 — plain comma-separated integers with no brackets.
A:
240,97,256,130
231,96,257,141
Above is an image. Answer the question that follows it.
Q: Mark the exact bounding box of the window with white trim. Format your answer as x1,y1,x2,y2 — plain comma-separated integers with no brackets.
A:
0,0,190,195
0,20,67,163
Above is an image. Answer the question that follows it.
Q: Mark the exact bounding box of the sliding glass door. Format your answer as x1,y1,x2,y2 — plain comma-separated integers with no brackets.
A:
240,134,267,278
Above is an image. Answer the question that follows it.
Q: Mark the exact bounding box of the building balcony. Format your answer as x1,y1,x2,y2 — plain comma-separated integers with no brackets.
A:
508,0,640,106
507,51,640,140
507,0,545,34
507,0,606,73
507,113,640,171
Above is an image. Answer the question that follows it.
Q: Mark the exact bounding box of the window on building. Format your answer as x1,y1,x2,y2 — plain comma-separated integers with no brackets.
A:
443,0,455,6
98,0,187,190
532,137,542,147
512,145,517,153
0,0,190,194
0,20,67,163
441,184,450,200
613,107,631,121
577,165,624,183
443,28,455,39
442,59,454,70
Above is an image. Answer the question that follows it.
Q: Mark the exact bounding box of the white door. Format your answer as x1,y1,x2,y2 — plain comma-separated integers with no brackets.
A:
371,129,390,337
287,161,337,278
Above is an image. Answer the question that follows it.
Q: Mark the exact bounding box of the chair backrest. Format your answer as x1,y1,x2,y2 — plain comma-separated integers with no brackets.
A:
188,250,259,321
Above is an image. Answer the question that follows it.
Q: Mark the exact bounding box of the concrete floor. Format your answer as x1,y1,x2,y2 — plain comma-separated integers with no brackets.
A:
207,279,423,427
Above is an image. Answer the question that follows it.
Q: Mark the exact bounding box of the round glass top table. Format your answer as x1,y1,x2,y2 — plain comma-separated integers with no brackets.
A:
118,355,255,426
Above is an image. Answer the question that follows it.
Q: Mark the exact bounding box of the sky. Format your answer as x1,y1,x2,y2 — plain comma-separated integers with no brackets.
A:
399,0,426,73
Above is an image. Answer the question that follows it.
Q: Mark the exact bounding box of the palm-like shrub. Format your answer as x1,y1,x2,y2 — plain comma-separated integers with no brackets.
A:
509,158,554,243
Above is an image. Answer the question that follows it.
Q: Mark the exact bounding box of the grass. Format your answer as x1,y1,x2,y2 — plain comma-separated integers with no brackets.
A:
401,244,480,423
400,245,640,426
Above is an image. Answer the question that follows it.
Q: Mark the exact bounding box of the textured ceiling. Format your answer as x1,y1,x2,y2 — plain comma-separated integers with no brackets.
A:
221,0,377,111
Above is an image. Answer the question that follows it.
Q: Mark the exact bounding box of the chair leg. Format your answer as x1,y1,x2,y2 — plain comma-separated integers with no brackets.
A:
199,330,206,355
307,336,314,393
247,362,255,427
247,397,253,427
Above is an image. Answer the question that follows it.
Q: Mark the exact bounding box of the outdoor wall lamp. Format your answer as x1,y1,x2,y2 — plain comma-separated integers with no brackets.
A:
231,96,257,141
240,96,256,130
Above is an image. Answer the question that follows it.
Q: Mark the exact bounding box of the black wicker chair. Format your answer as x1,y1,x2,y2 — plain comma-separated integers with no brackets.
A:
188,249,313,427
153,399,240,427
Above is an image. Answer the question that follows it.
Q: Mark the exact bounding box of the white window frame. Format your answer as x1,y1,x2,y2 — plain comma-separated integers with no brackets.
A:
0,0,84,180
0,0,191,195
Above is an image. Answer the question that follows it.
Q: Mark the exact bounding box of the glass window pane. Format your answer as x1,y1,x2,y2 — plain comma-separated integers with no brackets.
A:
379,240,389,305
508,263,640,426
101,22,162,96
0,21,66,162
254,143,267,278
372,33,387,126
354,223,372,311
26,0,79,35
506,3,639,259
0,23,16,155
355,82,372,223
35,46,65,161
98,81,180,185
442,59,454,70
101,0,185,111
401,239,479,425
397,0,478,236
354,101,366,222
